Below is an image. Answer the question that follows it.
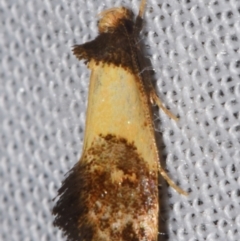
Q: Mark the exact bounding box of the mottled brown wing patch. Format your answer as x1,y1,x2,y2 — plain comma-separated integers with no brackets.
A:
53,134,158,241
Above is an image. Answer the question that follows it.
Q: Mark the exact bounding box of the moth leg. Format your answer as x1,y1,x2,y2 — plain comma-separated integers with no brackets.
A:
150,90,178,121
158,164,188,196
149,86,186,195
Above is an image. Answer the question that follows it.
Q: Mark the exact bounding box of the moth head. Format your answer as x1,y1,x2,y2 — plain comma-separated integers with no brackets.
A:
98,7,133,33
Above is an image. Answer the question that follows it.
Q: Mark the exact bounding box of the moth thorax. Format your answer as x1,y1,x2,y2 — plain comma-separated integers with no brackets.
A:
98,7,133,33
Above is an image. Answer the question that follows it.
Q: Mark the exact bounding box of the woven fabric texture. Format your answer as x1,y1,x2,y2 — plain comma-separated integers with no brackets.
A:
1,0,240,240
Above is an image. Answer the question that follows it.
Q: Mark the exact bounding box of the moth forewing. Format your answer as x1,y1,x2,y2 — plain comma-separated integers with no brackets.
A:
79,60,159,240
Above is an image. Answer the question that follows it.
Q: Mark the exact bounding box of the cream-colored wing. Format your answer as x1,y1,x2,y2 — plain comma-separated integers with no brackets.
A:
53,60,159,241
83,60,159,172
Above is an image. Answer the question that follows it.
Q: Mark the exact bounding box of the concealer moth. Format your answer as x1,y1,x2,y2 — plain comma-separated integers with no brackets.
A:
53,0,187,240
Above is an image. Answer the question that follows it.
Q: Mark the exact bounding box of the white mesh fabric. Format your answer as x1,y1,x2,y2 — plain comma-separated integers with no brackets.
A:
1,0,240,240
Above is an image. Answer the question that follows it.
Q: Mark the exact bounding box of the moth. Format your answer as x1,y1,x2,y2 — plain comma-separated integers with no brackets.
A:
53,0,186,240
